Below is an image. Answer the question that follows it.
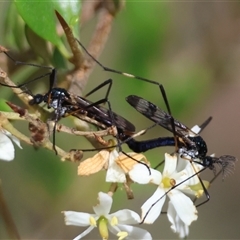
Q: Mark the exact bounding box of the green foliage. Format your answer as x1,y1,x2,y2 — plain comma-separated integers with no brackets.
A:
15,0,80,48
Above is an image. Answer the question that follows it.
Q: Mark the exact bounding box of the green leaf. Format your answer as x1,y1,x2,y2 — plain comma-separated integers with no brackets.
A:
14,1,81,45
14,0,81,58
4,3,28,50
25,25,52,64
15,0,60,45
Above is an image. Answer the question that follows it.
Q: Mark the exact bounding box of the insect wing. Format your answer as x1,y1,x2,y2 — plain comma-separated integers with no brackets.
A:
126,95,194,138
73,96,135,133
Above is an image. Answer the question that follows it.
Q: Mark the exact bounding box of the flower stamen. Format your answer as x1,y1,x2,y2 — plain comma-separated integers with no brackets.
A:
117,231,128,240
90,216,97,226
110,216,118,226
161,177,176,188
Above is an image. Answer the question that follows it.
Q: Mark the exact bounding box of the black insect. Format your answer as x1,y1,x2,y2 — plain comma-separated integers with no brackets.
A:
126,95,208,158
126,95,236,173
0,48,136,155
125,94,237,215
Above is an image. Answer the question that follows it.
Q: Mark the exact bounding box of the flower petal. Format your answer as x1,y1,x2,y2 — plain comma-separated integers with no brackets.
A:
3,130,22,149
63,211,92,226
115,152,149,173
78,150,108,176
108,224,120,235
0,131,15,161
72,226,95,240
109,209,140,224
141,187,166,224
93,192,112,216
117,224,152,240
106,150,126,183
168,189,198,226
167,201,189,238
163,153,177,176
174,161,202,187
129,164,161,185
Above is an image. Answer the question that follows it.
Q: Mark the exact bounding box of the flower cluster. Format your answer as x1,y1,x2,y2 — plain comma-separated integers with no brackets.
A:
64,149,208,239
0,107,235,240
0,122,217,239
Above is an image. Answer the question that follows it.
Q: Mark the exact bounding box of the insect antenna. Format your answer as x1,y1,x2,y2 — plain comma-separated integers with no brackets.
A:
0,47,55,90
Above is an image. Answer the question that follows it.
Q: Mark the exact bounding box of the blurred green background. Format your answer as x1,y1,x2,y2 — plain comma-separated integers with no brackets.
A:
0,1,240,239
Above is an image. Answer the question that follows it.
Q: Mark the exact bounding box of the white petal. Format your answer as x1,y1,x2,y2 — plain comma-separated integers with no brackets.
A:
3,130,22,149
182,162,202,186
168,189,198,226
106,150,126,182
63,211,92,226
0,131,15,161
129,164,161,185
108,224,120,235
174,161,202,187
109,210,140,224
141,187,166,224
106,167,126,183
117,224,152,239
93,192,112,216
163,153,177,176
72,226,95,240
176,155,189,172
167,201,189,238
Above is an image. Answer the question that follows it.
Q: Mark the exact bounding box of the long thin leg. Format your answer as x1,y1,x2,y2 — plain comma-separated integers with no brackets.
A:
75,38,163,87
84,79,113,108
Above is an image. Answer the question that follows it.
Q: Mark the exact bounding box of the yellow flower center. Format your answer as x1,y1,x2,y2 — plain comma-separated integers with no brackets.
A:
161,176,176,188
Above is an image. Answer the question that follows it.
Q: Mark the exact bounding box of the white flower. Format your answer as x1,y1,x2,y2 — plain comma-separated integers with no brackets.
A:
0,129,22,161
63,192,152,240
78,148,148,183
129,153,202,238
